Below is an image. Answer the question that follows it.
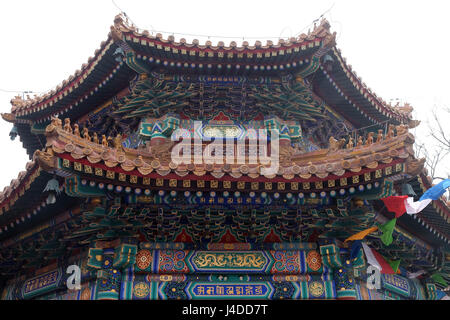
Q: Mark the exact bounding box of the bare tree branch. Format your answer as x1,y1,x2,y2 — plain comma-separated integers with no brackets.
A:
428,106,450,150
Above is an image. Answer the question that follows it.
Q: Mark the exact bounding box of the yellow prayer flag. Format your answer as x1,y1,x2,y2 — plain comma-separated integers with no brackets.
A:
344,226,378,242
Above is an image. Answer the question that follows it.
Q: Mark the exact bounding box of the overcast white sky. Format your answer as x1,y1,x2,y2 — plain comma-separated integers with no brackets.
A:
0,0,449,189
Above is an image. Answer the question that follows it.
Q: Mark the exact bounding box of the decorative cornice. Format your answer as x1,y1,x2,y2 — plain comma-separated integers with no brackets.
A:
36,119,421,186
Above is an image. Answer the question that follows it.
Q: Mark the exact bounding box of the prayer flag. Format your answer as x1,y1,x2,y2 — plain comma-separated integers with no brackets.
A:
381,195,408,218
362,242,395,274
379,218,397,246
344,226,378,242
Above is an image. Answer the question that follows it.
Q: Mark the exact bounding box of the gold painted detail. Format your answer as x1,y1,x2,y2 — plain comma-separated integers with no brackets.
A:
197,180,205,188
210,180,219,188
95,167,103,176
385,166,392,175
183,179,191,188
74,162,82,171
309,281,324,297
193,252,267,269
375,169,382,178
169,179,177,187
133,282,150,298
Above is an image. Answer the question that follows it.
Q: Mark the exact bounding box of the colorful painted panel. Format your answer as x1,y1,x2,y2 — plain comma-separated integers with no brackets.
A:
23,270,62,299
296,279,336,299
186,282,271,299
131,275,159,300
381,274,410,297
269,251,302,274
355,279,424,301
134,249,324,274
158,250,191,273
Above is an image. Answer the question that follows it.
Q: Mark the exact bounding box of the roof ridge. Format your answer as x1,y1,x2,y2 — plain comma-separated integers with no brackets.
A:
0,161,38,208
9,38,114,112
111,13,334,49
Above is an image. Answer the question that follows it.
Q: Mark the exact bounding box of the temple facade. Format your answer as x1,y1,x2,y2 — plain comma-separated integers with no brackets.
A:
0,15,448,300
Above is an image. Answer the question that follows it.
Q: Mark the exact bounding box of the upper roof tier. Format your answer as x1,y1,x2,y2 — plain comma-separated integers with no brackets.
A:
3,15,413,137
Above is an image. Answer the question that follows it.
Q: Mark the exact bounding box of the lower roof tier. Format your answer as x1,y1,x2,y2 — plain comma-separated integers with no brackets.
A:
36,118,422,183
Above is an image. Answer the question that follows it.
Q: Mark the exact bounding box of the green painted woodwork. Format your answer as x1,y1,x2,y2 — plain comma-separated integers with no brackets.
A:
320,244,343,269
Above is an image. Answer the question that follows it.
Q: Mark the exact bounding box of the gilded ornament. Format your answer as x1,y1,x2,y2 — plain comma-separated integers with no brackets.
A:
193,252,266,269
133,282,150,298
376,129,383,143
82,127,90,141
309,281,324,297
73,124,80,137
64,118,72,133
93,133,99,144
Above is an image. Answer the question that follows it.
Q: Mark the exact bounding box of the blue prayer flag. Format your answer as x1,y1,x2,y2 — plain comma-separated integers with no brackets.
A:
419,179,450,201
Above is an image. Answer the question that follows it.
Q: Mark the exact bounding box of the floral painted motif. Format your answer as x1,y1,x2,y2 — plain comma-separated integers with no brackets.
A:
163,281,188,300
272,281,296,299
306,250,322,272
136,249,152,270
158,250,189,273
270,251,301,274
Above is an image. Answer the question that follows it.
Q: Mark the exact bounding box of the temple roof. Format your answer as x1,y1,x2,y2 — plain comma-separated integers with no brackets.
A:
2,15,412,147
2,15,446,281
4,17,334,120
315,47,412,125
0,160,78,242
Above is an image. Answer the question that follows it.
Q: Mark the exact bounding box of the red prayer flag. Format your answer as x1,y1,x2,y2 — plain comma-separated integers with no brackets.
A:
371,248,396,274
362,243,396,274
381,195,408,218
